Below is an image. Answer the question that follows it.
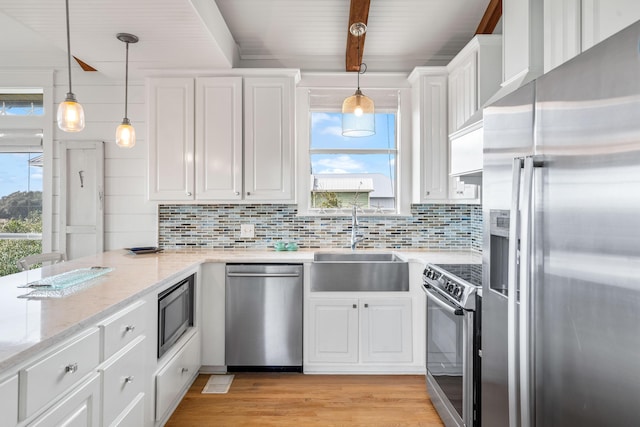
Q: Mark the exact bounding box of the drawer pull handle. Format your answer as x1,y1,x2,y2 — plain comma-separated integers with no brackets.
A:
181,368,189,374
124,376,134,384
125,325,136,333
65,363,78,374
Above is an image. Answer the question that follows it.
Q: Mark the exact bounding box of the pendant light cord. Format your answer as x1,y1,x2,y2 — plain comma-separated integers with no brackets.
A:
65,0,73,95
124,41,129,119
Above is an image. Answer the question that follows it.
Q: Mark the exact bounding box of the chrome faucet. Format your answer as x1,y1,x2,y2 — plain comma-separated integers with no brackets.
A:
350,205,365,250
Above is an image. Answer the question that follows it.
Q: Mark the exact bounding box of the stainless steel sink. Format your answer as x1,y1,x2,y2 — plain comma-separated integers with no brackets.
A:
311,252,409,292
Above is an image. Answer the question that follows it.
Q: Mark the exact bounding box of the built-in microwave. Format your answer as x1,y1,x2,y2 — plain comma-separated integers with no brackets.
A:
158,274,194,358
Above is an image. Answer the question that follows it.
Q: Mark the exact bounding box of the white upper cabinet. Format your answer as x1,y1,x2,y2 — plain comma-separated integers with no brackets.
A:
544,0,640,72
447,35,502,134
502,0,544,89
148,73,297,203
195,77,243,200
148,78,195,201
243,77,295,202
409,68,449,202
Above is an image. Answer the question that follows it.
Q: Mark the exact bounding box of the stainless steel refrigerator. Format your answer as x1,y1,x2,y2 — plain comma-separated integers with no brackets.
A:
481,20,640,427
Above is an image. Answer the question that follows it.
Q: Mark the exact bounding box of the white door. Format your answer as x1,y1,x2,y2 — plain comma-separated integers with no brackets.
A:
360,298,413,363
59,141,104,260
308,299,359,363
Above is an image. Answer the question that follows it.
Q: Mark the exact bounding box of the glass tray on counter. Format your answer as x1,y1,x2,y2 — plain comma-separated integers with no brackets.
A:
18,266,113,299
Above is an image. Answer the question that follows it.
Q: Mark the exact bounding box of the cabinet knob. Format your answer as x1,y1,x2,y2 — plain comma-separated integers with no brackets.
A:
426,191,430,195
181,367,189,374
65,363,78,374
364,303,369,308
124,376,134,384
352,304,357,309
186,191,192,196
125,325,135,333
235,191,240,196
246,191,251,196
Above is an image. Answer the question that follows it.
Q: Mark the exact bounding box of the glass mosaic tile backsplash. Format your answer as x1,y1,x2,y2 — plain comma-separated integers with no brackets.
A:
158,204,482,251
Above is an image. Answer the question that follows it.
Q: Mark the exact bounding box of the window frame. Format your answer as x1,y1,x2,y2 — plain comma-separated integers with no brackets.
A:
0,71,54,252
296,72,413,216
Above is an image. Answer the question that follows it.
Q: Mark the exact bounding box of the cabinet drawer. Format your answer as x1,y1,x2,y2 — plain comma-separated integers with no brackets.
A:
20,327,100,420
28,372,100,427
155,331,200,421
100,301,146,360
0,374,18,426
101,337,146,426
110,392,144,427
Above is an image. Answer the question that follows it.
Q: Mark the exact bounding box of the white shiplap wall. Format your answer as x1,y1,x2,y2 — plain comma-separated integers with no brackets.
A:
51,69,157,252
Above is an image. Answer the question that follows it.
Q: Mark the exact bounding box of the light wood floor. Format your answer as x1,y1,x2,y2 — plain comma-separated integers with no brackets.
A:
166,373,445,426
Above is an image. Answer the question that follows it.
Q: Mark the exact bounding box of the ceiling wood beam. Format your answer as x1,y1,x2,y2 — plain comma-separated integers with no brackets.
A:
475,0,502,34
74,56,97,72
345,0,370,72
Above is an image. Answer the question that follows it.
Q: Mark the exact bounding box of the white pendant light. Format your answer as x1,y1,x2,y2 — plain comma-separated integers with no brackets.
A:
57,0,85,132
342,22,375,137
115,33,138,148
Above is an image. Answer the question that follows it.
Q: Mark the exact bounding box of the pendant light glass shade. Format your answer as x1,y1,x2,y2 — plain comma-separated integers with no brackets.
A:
342,22,375,137
116,33,138,148
57,0,85,132
57,94,85,132
116,118,135,148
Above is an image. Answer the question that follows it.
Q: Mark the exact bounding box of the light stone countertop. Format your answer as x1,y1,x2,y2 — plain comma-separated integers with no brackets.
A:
0,248,480,372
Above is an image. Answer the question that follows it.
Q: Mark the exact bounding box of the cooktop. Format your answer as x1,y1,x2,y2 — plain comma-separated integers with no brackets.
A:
434,263,482,288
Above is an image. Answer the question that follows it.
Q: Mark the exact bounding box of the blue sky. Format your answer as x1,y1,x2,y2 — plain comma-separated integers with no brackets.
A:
310,112,396,178
0,153,43,197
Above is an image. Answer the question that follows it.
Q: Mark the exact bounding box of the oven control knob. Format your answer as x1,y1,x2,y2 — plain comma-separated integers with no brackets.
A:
453,287,462,297
446,282,454,292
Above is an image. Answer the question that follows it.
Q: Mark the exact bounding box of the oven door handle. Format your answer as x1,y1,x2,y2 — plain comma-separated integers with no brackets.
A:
422,285,464,316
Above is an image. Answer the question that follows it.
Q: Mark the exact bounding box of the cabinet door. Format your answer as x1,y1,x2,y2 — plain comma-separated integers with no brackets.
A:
308,299,359,363
29,373,100,427
448,53,477,133
414,72,448,201
155,331,201,421
243,77,295,202
581,0,640,50
360,298,413,363
148,77,195,201
196,77,243,200
0,375,18,426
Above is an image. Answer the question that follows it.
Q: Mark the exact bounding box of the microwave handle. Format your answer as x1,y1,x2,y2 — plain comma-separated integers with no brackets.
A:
507,157,523,427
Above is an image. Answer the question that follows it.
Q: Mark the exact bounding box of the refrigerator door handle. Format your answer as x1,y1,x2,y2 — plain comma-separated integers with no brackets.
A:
519,156,537,427
507,157,524,427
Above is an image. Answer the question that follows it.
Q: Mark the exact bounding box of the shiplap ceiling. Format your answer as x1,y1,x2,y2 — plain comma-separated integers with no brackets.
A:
0,0,496,78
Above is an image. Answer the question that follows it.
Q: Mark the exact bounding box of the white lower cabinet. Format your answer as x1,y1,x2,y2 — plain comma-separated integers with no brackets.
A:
308,299,359,363
307,297,413,368
28,372,101,427
109,392,144,427
0,374,18,426
155,331,201,422
360,298,413,363
100,336,146,426
20,328,100,421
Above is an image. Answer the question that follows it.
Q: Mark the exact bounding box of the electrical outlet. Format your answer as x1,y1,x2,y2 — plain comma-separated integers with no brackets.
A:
240,224,255,238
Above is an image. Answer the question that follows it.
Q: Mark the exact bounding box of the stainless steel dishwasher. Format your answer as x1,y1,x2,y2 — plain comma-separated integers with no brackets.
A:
225,264,303,371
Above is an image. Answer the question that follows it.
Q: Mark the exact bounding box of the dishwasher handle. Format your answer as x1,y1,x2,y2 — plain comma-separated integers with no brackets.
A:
226,272,301,278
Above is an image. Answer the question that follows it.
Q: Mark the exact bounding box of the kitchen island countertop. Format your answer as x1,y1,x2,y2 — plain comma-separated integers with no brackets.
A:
0,248,480,372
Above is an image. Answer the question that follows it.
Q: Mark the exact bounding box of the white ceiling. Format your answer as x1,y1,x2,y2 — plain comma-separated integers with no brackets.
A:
0,0,496,79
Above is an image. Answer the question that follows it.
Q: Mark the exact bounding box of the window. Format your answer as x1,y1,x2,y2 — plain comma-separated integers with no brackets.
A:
310,112,397,214
0,89,45,276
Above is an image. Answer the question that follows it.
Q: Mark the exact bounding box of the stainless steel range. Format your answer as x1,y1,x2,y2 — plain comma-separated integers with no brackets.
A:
422,263,481,427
